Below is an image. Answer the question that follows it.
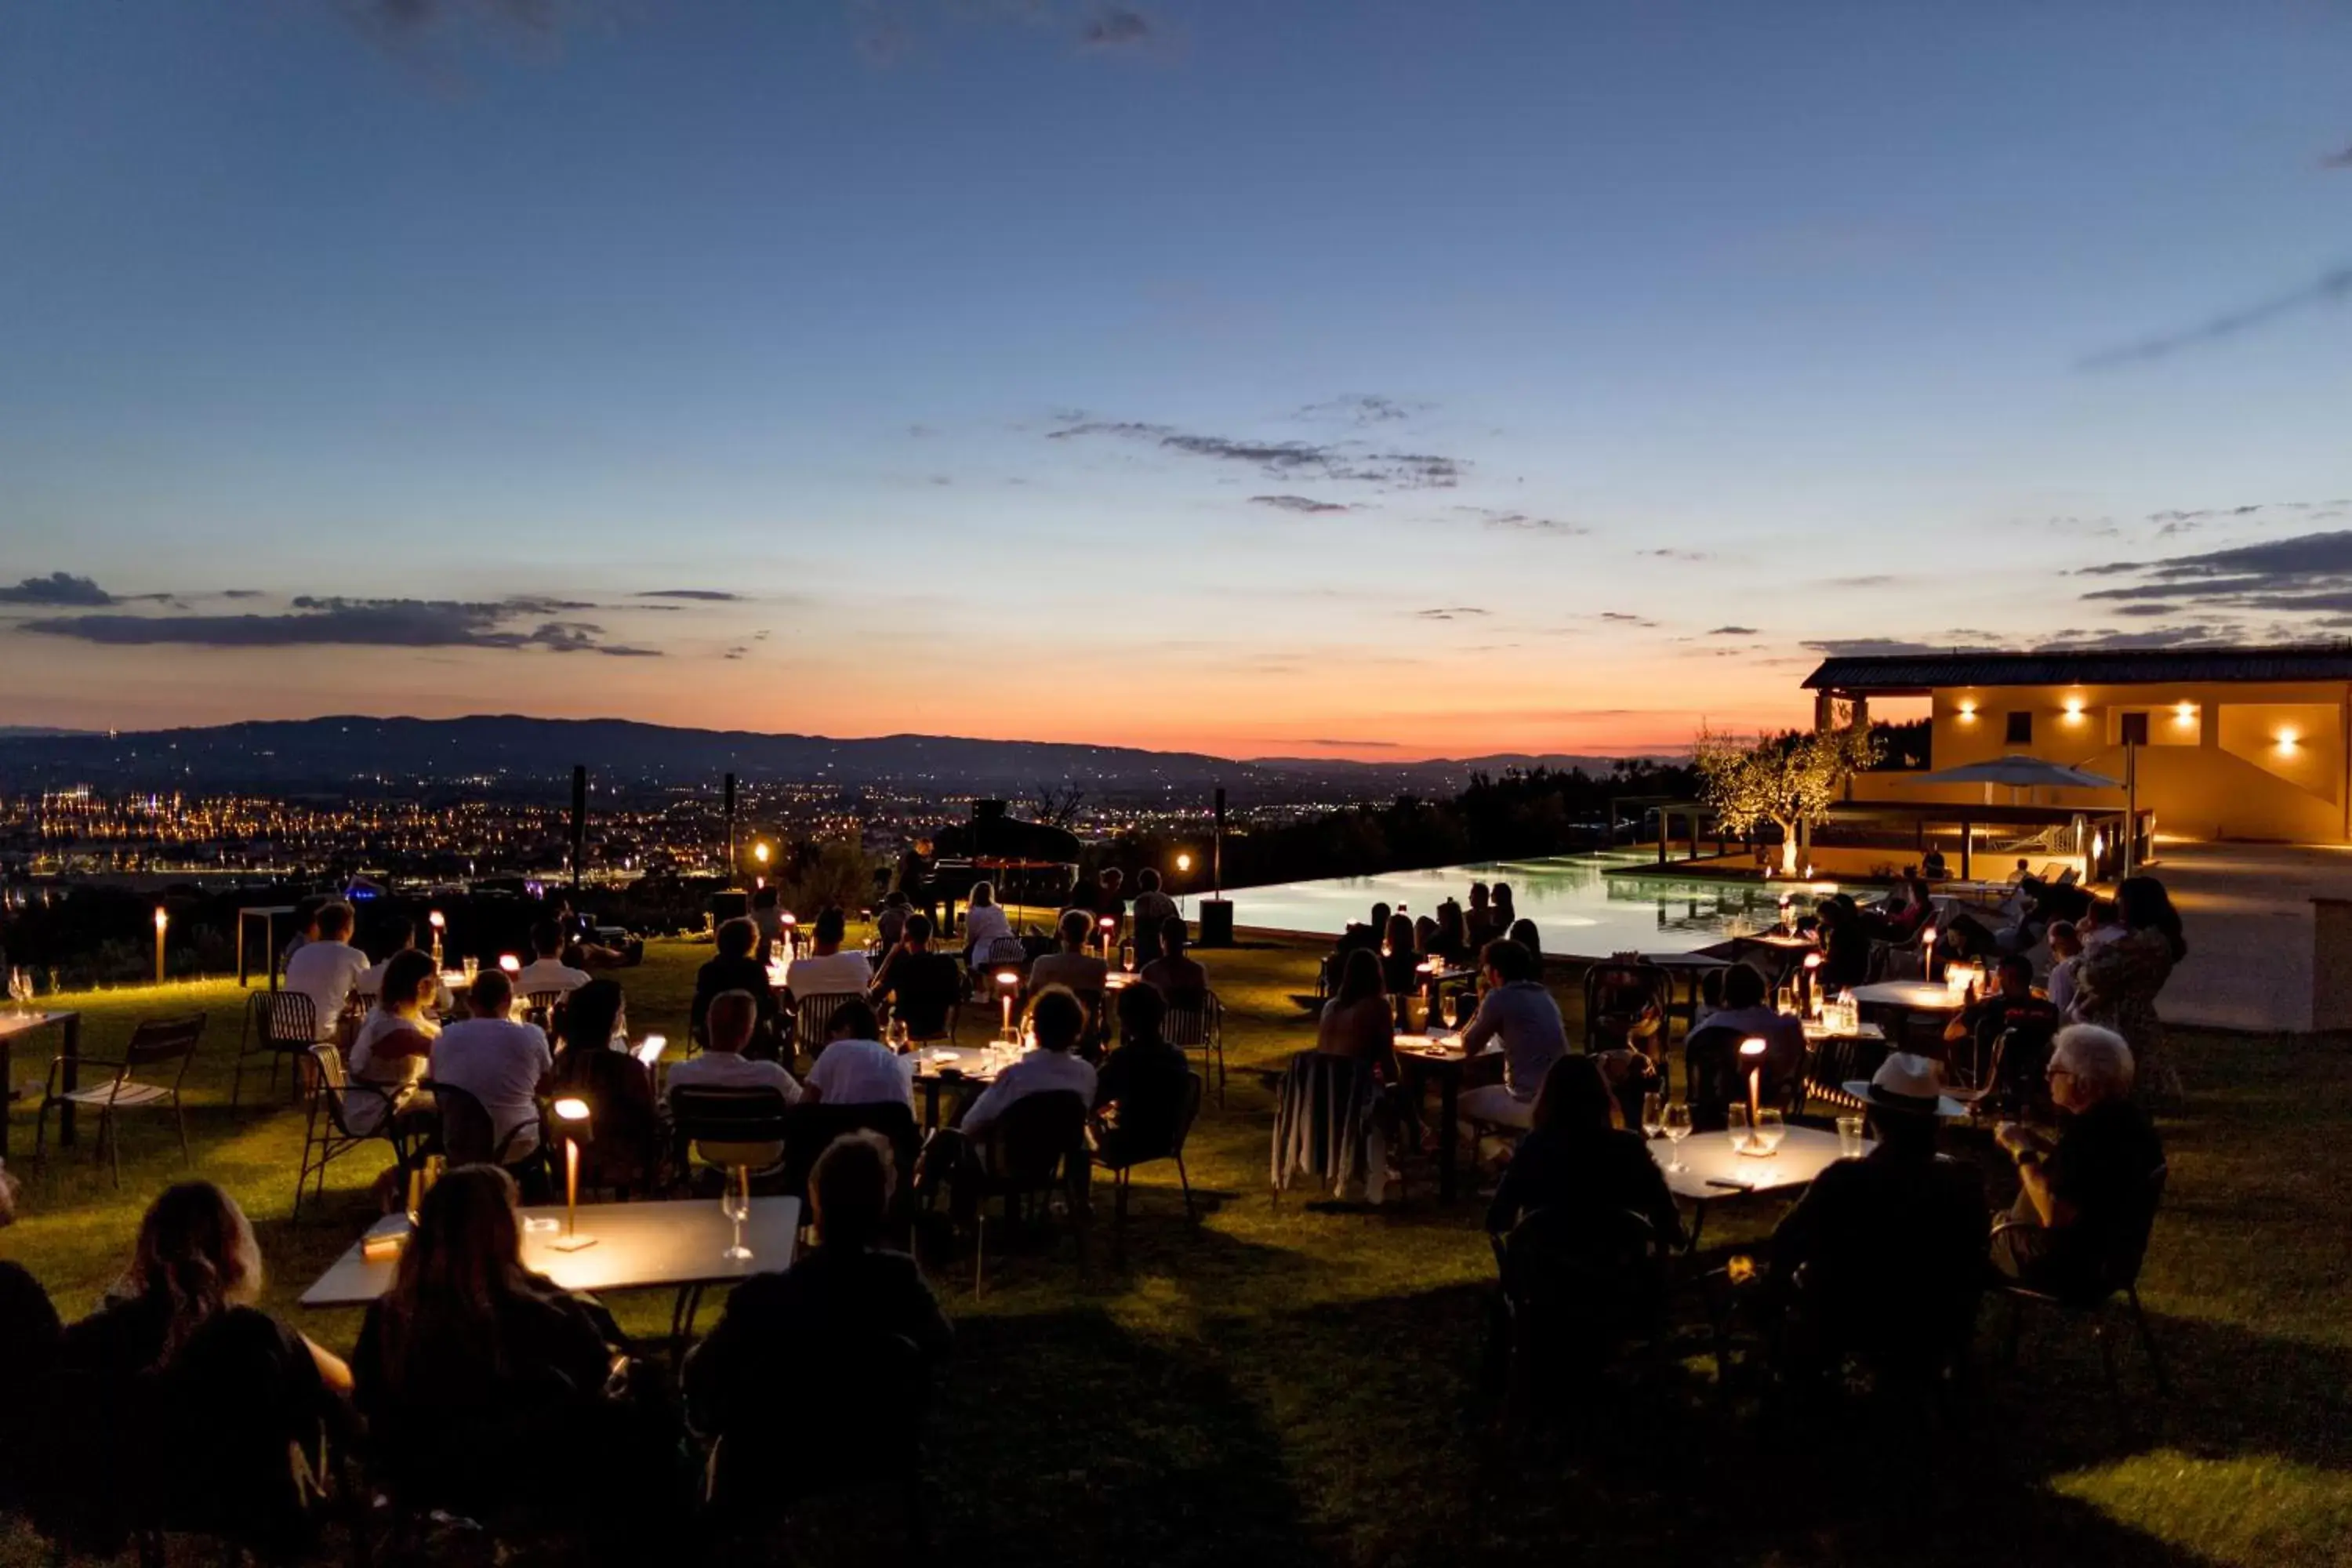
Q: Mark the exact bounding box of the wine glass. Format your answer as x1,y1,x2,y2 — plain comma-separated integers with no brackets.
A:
886,1016,909,1051
7,967,29,1011
1639,1091,1664,1141
720,1166,753,1261
1661,1103,1692,1171
1726,1104,1751,1153
1753,1108,1786,1155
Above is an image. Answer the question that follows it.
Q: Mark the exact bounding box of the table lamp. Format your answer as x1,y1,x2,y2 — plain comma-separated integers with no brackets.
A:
1801,950,1823,1017
428,909,445,968
550,1098,597,1251
1740,1037,1768,1131
499,953,521,976
1098,915,1116,961
1918,923,1938,983
996,970,1020,1040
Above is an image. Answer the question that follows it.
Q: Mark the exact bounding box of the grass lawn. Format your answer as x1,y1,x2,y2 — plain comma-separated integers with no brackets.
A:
3,935,2348,1566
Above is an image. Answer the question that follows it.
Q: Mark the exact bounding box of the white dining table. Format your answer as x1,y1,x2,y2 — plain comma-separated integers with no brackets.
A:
299,1196,801,1308
1646,1124,1867,1245
1846,980,1965,1012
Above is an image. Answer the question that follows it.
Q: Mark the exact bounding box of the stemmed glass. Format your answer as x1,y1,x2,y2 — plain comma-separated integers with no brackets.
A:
1727,1104,1751,1154
886,1017,909,1052
1752,1108,1786,1155
720,1164,753,1261
1640,1091,1664,1142
7,968,30,1012
1660,1103,1692,1171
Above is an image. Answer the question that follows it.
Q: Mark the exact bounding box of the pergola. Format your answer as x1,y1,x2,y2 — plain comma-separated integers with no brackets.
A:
1609,796,1720,866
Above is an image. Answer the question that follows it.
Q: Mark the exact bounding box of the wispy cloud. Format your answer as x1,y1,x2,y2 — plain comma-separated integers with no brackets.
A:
1296,394,1421,426
1079,5,1152,49
1596,611,1658,628
1826,574,1900,589
1457,506,1588,537
637,589,745,602
2323,143,2352,170
1639,548,1711,562
1708,625,1759,637
0,572,114,608
1250,494,1352,514
2078,263,2352,370
20,598,660,657
1415,607,1490,621
1049,417,1464,488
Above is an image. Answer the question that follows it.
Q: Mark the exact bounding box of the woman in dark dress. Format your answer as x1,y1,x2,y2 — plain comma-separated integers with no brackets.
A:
551,978,661,1192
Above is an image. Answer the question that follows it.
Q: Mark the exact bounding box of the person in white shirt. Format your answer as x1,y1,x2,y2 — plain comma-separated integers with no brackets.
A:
803,997,914,1109
961,881,1017,969
428,971,554,1160
283,900,370,1041
346,949,440,1135
786,907,873,999
515,919,591,997
1129,869,1180,957
664,989,802,1107
2045,920,2085,1018
960,987,1098,1137
1028,910,1108,995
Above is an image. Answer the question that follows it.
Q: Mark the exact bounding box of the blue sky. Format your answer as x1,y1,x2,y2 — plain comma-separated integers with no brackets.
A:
2,1,2349,756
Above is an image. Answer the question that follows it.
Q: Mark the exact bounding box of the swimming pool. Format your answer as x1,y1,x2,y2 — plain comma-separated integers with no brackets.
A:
1226,854,1805,957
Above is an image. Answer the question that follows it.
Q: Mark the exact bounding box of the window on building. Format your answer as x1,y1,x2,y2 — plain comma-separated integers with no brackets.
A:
2005,711,2033,745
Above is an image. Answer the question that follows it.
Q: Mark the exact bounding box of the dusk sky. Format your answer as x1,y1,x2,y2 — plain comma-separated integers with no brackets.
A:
3,2,2350,759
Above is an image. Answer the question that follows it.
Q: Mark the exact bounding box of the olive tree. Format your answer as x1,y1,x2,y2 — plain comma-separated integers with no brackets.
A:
1693,722,1882,873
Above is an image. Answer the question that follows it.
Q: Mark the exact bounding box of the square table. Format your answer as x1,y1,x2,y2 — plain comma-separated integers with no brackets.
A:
909,1046,1005,1129
300,1196,802,1338
0,1009,82,1156
1392,1033,1504,1205
1647,1123,1867,1247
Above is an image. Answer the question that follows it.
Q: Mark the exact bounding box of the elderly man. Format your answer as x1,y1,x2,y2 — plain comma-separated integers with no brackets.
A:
1990,1025,2165,1294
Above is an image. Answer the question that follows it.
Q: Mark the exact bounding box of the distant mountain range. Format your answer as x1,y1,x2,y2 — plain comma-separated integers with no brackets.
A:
0,716,1667,800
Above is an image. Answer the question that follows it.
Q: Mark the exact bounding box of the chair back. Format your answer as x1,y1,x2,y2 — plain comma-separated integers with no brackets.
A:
703,1332,927,1513
1163,993,1220,1047
2088,1161,2169,1299
249,989,318,1047
781,1100,923,1200
1502,1203,1661,1332
524,990,567,1030
1581,960,1667,1051
1170,1070,1205,1159
1270,1049,1382,1194
671,1083,792,1171
793,991,860,1053
304,1044,371,1139
980,1088,1088,1190
1867,945,1925,983
429,1080,527,1167
123,1014,205,1070
1682,1024,1751,1132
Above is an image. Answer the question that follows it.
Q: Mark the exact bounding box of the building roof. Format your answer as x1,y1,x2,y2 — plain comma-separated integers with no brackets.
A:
1803,644,2352,695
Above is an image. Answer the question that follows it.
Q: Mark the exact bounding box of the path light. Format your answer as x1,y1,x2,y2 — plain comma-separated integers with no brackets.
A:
550,1098,597,1252
153,906,169,985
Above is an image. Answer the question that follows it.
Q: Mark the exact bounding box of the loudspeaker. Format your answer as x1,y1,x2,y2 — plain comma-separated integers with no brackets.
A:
1198,898,1235,948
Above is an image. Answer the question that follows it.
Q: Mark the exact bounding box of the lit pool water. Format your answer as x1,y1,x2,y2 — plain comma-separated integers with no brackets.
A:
1227,853,1799,957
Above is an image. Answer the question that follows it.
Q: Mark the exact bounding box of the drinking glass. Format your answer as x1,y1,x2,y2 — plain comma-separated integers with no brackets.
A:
720,1166,753,1261
1726,1104,1751,1153
1753,1108,1785,1154
1661,1103,1692,1171
887,1017,909,1051
1836,1115,1866,1159
461,956,480,982
7,967,29,1011
1639,1091,1664,1140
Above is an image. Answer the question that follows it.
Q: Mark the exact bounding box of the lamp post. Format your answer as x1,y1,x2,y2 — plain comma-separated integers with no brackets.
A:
550,1098,597,1251
153,906,169,985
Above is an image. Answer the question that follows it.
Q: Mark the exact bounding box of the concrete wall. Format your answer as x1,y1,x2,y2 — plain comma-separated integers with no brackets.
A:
1844,679,2352,844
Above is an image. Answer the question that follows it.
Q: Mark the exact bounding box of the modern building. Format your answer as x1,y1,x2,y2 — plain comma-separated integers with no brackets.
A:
1806,646,2352,845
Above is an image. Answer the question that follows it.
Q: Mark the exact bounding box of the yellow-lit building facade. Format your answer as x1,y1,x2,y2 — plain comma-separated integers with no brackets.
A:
1806,648,2352,845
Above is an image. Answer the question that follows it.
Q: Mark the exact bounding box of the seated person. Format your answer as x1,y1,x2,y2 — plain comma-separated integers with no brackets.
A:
1331,902,1391,967
692,917,779,1044
873,890,913,952
868,913,962,1040
1456,938,1568,1133
1094,984,1195,1165
2044,920,2085,1017
1128,870,1179,957
0,1164,60,1508
1029,909,1109,995
356,916,452,1011
1991,1025,2165,1297
1690,963,1806,1094
961,880,1018,967
1920,847,1949,880
1506,917,1541,963
1138,916,1209,1007
2079,897,2123,949
666,989,804,1106
804,998,913,1109
347,948,441,1135
282,898,368,1040
550,979,660,1189
1944,952,2062,1082
1091,867,1128,941
429,971,554,1161
1769,1054,1985,1377
1316,948,1400,1080
55,1184,350,1549
1486,1056,1682,1246
353,1167,670,1543
1430,900,1472,964
786,906,873,999
960,987,1098,1138
515,919,591,996
749,884,787,963
684,1131,950,1474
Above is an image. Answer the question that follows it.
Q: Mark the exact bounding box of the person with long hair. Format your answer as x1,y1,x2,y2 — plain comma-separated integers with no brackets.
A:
2072,875,2186,1084
551,978,662,1192
1316,948,1399,1079
1490,882,1518,935
1379,913,1419,1000
962,880,1016,968
1506,917,1541,964
348,947,440,1135
1432,899,1471,964
1095,985,1194,1166
1484,1057,1682,1243
0,1163,60,1508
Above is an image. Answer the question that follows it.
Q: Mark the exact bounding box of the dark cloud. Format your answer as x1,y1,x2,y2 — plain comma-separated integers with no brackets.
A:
20,598,660,657
1297,394,1419,426
1639,549,1711,562
351,0,561,31
722,646,749,661
2079,531,2352,619
1285,739,1403,750
2324,144,2352,170
1415,607,1490,621
2078,263,2352,370
1049,419,1464,488
2036,626,2238,651
638,589,744,602
1708,626,1759,637
2143,500,2346,539
1457,506,1588,536
1802,637,2002,657
217,590,265,601
1596,612,1658,629
1250,494,1352,514
1079,5,1152,48
0,572,114,608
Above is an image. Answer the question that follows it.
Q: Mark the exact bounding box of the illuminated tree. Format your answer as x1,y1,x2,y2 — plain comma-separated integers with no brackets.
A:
1694,722,1882,873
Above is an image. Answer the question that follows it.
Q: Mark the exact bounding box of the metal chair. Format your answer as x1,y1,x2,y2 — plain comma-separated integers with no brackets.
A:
231,990,318,1107
1495,1203,1668,1425
423,1079,544,1178
1992,1161,2172,1426
969,1089,1091,1296
36,1014,206,1187
670,1084,793,1185
1163,993,1225,1105
292,1044,413,1221
790,991,862,1062
523,989,568,1034
1093,1071,1203,1236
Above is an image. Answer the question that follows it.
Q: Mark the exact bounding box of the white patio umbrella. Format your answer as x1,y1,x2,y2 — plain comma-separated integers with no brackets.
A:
1918,754,2120,791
